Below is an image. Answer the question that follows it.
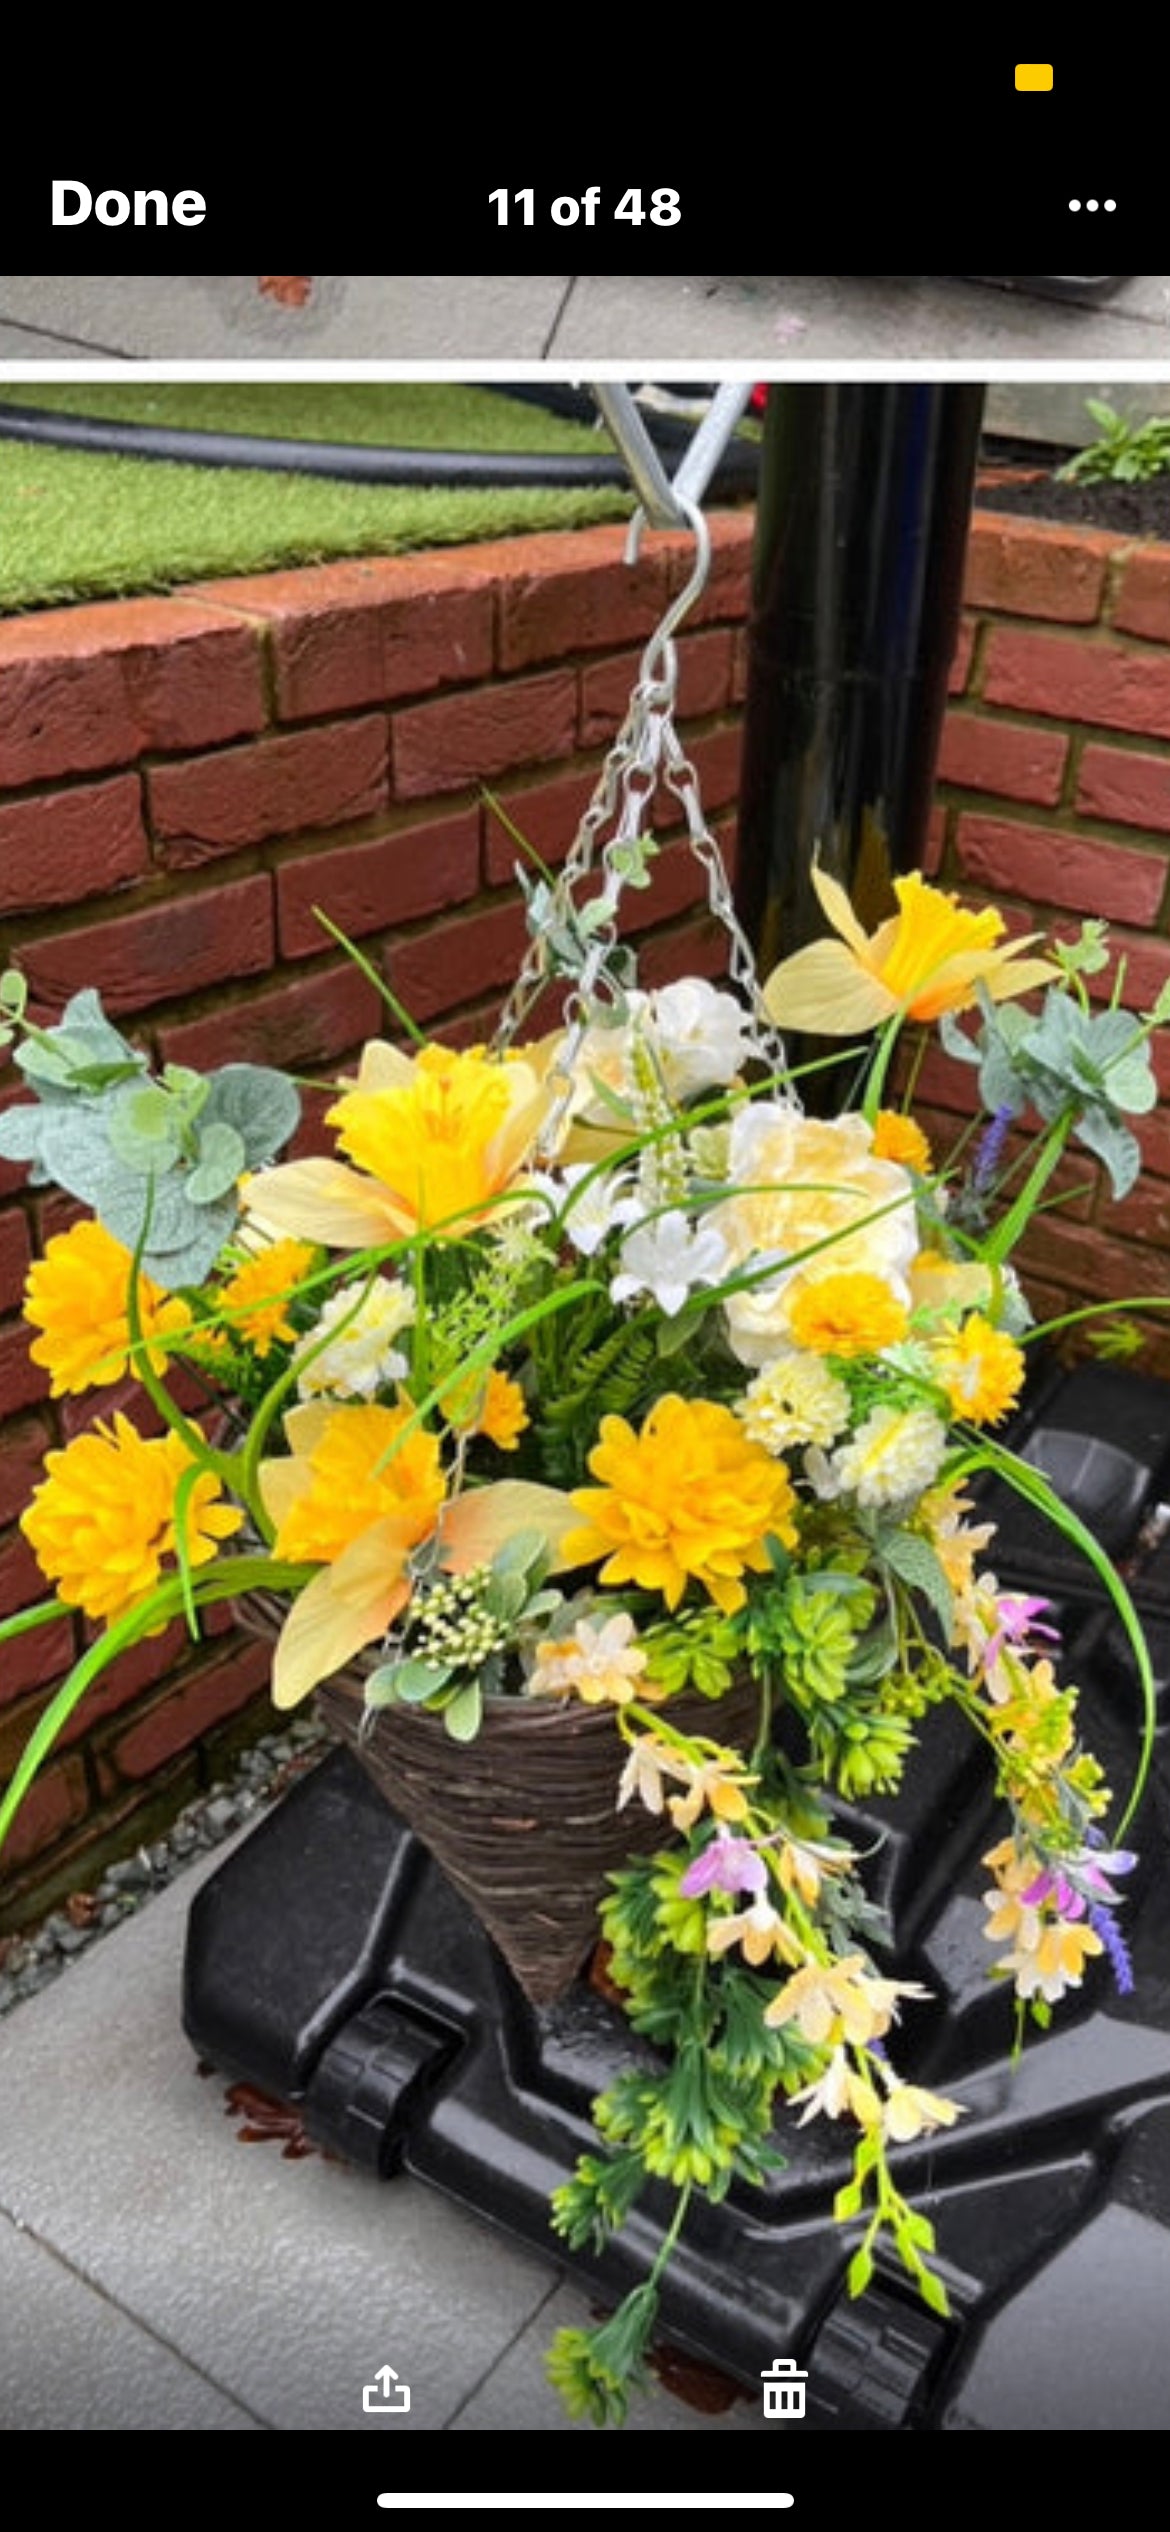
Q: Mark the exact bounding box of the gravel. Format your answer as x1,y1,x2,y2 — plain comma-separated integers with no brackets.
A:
0,1714,329,2019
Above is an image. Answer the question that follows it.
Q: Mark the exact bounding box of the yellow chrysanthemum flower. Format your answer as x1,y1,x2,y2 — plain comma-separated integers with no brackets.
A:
763,863,1056,1035
20,1411,242,1624
872,1110,933,1174
264,1401,447,1568
787,1270,909,1359
23,1219,191,1397
443,1366,530,1451
931,1314,1026,1426
564,1394,798,1615
217,1239,318,1358
476,1370,529,1451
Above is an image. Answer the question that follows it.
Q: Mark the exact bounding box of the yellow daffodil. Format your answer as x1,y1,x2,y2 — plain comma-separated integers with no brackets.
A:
241,1039,552,1250
763,864,1056,1035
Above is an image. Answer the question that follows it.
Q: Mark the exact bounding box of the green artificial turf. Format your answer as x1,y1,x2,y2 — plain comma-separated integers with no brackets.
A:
0,384,637,615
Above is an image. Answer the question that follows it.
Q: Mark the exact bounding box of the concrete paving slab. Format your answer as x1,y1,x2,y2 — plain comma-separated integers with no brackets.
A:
0,276,576,364
550,274,1170,366
0,1851,563,2432
0,321,108,360
0,2212,260,2428
1,274,1167,366
0,1841,774,2435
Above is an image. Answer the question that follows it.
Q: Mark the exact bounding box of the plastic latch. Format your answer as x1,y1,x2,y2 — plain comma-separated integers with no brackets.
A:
806,2281,953,2428
302,1994,459,2176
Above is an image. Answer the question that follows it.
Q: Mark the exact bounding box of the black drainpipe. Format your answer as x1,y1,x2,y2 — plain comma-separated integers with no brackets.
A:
734,383,986,1092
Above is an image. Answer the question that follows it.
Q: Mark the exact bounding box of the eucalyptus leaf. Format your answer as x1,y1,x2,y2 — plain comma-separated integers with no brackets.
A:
201,1064,300,1164
490,1528,547,1583
186,1121,248,1205
105,1084,184,1173
1073,1109,1141,1199
0,1103,49,1164
98,1177,239,1286
364,1656,452,1708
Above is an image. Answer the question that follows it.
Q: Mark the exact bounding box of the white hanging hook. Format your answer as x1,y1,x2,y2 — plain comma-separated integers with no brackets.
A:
591,379,753,693
628,496,712,693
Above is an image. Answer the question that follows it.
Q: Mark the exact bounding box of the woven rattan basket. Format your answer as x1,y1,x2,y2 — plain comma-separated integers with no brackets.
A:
238,1588,759,2008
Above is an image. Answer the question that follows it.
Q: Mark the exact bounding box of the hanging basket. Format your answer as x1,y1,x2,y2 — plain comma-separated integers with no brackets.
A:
237,1588,759,2008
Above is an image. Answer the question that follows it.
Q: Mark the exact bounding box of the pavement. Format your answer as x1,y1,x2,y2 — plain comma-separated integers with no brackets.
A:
2,273,1170,365
0,1823,771,2440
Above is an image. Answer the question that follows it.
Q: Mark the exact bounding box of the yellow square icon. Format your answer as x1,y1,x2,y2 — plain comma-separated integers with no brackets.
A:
1015,63,1054,88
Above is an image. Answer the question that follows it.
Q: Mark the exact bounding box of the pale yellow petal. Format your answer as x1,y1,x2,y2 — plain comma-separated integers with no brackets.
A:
242,1158,413,1249
350,1040,418,1093
981,950,1061,1002
763,940,898,1035
257,1455,312,1531
270,1516,412,1708
437,1480,587,1575
811,862,874,958
280,1400,344,1457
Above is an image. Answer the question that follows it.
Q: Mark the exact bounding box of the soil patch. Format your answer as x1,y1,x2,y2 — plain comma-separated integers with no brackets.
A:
976,462,1170,541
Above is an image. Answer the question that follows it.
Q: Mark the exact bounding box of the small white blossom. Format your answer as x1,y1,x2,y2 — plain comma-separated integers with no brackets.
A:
648,978,754,1100
610,1210,729,1317
295,1278,416,1401
556,1164,643,1257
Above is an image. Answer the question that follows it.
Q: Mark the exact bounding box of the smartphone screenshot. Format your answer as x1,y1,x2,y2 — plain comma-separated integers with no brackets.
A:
0,45,1167,2499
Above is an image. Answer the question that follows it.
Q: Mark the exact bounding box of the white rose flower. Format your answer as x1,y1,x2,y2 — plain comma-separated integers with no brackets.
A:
716,1106,920,1366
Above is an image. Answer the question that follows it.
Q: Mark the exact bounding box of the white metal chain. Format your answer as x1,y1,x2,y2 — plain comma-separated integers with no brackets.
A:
493,488,793,1145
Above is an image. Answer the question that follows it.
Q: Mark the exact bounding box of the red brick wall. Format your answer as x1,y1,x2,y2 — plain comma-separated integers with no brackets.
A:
0,517,751,1925
930,511,1170,1370
1,500,1168,1924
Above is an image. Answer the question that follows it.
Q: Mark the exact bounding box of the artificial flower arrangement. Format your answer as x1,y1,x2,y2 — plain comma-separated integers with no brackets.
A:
0,851,1164,2429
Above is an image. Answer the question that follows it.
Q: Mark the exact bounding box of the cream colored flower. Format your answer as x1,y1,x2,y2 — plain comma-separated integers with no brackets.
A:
527,1613,650,1707
818,1404,949,1512
738,1353,852,1455
789,2047,883,2130
765,1953,931,2045
715,1107,919,1368
294,1277,416,1401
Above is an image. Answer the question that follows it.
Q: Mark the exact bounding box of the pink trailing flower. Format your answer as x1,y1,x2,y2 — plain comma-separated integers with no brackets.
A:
680,1828,768,1899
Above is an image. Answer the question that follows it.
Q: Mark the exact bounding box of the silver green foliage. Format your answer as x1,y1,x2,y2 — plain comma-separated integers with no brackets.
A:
940,978,1161,1199
0,988,300,1286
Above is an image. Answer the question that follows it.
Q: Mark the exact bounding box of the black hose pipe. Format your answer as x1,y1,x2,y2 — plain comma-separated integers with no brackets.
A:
0,399,760,501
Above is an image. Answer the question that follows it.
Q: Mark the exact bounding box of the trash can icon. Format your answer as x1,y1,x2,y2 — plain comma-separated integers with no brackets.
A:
762,2358,807,2420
